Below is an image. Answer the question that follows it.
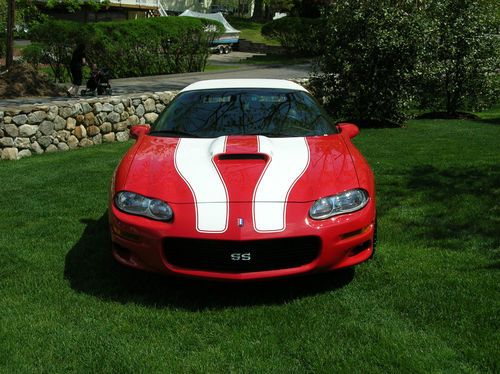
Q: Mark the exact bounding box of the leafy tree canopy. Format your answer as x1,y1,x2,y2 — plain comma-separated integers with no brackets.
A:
312,0,499,125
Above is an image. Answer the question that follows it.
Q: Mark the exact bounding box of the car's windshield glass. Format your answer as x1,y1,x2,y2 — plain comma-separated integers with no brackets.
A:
150,88,337,138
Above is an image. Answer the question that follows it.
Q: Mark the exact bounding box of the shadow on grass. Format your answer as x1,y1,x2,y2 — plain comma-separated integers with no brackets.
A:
241,54,313,66
377,164,500,258
64,213,354,311
475,117,500,126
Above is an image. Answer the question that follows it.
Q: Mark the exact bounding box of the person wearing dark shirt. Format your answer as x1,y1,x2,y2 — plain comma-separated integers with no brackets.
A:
67,43,86,97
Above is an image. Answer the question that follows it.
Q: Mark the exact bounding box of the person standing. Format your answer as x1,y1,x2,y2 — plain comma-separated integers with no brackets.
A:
67,43,86,97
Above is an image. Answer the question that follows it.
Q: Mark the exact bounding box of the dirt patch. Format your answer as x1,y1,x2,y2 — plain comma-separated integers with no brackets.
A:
0,63,66,99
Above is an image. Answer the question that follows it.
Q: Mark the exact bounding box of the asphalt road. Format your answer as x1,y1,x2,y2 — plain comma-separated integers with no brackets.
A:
110,63,311,94
0,55,312,109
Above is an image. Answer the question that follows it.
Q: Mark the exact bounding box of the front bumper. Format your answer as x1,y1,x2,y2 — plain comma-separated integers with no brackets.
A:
109,200,376,281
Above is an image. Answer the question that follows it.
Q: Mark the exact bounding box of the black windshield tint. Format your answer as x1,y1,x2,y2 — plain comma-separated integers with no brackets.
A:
150,88,337,138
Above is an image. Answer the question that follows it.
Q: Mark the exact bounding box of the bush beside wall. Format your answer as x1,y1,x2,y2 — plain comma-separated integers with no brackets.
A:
24,17,223,82
88,17,221,78
0,92,177,161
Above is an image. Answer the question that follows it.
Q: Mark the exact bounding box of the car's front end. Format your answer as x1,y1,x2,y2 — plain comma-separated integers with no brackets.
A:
110,200,375,281
109,79,376,281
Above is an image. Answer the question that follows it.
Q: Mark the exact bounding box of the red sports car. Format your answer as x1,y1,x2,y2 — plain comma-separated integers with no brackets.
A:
109,79,376,280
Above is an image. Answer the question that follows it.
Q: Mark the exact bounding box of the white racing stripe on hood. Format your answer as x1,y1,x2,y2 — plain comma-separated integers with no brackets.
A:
253,137,310,232
174,137,228,233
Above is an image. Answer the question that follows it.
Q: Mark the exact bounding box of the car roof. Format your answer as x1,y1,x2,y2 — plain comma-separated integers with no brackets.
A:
180,79,309,93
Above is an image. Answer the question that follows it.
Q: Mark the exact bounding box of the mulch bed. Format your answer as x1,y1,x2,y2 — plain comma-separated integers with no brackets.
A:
0,63,66,99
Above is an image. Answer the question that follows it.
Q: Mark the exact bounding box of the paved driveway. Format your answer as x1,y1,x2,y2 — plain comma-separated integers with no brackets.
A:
110,63,311,94
0,57,312,109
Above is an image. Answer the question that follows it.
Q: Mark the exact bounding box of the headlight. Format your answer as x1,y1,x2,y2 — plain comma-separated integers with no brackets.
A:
114,191,173,221
309,189,369,220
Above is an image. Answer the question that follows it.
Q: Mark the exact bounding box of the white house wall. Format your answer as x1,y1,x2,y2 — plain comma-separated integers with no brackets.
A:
161,0,212,13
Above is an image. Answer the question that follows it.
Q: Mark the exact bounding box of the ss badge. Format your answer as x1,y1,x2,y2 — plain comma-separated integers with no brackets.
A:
230,253,251,261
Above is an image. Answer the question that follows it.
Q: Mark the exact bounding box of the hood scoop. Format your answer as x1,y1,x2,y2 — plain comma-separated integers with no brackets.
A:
209,135,275,159
218,153,268,161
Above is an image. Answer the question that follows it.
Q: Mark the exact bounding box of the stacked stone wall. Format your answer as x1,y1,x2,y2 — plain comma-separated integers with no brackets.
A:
0,91,177,161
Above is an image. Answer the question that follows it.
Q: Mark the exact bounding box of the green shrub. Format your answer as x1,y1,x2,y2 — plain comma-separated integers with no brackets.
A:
21,43,45,68
23,17,222,81
87,17,221,78
313,0,499,125
261,17,324,56
312,1,427,126
415,0,500,115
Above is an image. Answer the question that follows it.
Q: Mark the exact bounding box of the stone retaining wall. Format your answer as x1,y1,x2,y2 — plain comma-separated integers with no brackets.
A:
0,91,177,161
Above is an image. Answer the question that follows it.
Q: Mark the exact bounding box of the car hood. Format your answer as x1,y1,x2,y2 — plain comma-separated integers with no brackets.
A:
120,134,359,204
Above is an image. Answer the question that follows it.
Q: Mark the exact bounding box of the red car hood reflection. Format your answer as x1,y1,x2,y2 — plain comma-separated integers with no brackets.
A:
119,134,359,205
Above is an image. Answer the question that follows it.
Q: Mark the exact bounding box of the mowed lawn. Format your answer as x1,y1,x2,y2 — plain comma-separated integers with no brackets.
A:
0,109,498,372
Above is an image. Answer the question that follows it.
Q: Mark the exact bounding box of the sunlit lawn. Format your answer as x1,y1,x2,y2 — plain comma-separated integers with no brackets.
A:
227,16,280,46
0,107,498,372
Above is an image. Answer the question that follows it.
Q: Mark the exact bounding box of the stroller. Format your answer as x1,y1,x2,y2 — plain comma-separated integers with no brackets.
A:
81,64,112,96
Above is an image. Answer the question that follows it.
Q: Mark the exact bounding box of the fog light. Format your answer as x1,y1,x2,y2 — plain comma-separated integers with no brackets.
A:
113,243,132,262
348,240,371,257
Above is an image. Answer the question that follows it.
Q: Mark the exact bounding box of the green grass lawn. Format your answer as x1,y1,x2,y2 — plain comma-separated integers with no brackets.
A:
240,54,313,65
203,63,245,72
204,56,310,72
227,16,280,46
0,109,499,372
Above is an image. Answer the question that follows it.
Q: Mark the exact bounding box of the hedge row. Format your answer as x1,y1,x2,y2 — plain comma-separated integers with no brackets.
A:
23,17,223,81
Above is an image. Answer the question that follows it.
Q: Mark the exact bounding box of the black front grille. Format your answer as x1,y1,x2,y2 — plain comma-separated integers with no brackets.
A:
164,236,321,273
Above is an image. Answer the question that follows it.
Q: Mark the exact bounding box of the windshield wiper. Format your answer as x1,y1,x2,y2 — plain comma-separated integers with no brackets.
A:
149,129,199,138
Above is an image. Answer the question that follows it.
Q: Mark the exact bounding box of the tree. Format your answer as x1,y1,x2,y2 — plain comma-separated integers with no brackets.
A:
261,17,324,56
252,0,294,20
5,0,14,67
45,0,104,13
416,0,500,114
313,0,427,125
1,0,52,65
0,0,23,64
290,0,329,18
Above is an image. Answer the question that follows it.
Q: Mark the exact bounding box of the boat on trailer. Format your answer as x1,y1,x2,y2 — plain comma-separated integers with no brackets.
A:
179,10,240,53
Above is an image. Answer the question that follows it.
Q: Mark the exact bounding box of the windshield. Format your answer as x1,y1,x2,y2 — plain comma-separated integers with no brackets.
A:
150,88,337,138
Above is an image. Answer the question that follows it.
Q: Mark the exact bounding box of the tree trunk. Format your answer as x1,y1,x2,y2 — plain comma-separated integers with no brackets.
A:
252,0,264,20
264,4,271,20
6,0,15,68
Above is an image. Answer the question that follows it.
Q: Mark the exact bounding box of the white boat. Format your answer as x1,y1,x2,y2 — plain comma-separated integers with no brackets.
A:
179,10,240,46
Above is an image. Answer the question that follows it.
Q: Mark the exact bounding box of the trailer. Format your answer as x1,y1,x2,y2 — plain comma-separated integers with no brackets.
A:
179,10,240,54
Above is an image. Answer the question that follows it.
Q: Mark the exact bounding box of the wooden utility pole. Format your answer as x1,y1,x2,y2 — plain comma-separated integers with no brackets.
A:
6,0,15,68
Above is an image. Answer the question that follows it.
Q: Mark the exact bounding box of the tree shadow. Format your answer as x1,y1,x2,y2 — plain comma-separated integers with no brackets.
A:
64,213,354,311
474,117,500,126
377,164,500,259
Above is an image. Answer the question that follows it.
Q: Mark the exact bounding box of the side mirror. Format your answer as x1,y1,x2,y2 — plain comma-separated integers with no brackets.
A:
130,125,150,140
338,123,359,139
